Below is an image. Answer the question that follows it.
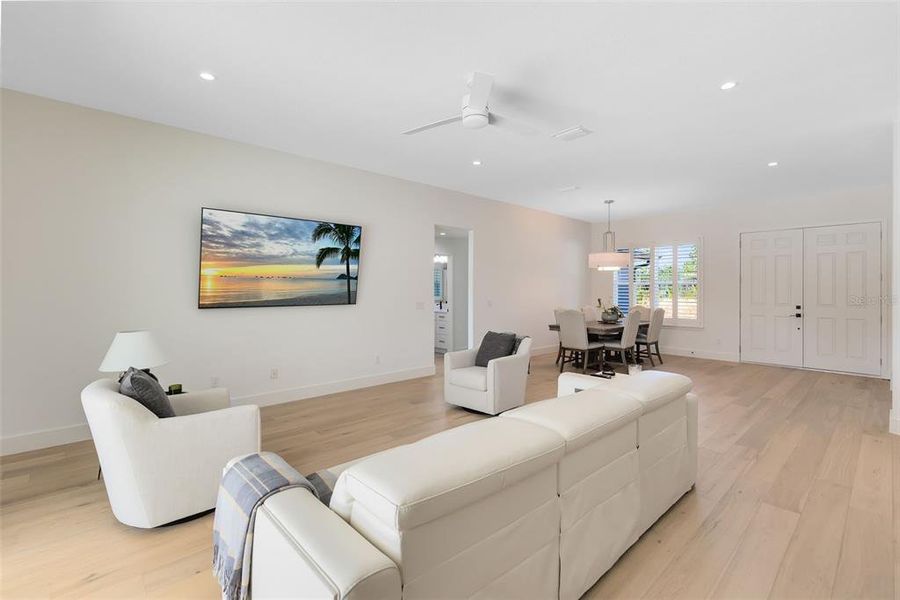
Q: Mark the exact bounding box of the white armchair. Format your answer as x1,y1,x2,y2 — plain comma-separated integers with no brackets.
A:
443,337,532,415
81,379,260,528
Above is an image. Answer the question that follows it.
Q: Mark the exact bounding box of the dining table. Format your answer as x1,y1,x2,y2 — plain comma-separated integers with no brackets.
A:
547,319,649,336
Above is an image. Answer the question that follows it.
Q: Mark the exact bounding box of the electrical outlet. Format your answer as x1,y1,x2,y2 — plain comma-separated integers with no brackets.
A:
211,376,220,387
270,368,279,380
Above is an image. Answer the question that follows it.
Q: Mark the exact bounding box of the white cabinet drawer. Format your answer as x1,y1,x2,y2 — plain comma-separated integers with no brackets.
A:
435,312,449,321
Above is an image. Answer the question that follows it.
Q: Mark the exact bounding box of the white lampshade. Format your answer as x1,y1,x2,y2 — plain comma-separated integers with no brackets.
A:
99,330,168,373
589,252,630,271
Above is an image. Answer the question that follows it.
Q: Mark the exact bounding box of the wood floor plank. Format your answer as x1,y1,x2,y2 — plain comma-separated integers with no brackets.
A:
832,434,893,599
764,426,834,513
640,486,761,599
770,480,852,599
711,502,800,599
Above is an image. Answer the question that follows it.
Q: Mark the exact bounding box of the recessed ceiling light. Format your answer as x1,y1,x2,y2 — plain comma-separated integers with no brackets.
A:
472,160,482,166
720,81,738,90
768,161,779,167
199,72,216,81
439,232,446,236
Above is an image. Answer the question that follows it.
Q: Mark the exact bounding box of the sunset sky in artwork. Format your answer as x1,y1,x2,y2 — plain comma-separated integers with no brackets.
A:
200,209,359,278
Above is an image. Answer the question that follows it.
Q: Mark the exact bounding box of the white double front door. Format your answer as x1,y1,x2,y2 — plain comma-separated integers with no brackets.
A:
740,223,881,376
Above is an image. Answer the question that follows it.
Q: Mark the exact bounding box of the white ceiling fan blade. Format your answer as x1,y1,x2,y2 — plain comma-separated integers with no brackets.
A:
467,72,493,111
402,115,462,136
489,112,544,136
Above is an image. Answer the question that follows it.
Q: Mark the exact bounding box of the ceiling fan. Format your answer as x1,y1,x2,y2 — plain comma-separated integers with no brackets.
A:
401,72,539,136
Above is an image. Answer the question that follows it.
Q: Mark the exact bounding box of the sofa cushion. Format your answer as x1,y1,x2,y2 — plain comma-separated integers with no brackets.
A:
599,371,693,412
333,417,565,530
475,331,516,367
501,388,642,453
118,367,174,418
449,366,488,391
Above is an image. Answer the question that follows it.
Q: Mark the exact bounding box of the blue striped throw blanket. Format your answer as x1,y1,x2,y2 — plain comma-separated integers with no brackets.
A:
213,452,318,600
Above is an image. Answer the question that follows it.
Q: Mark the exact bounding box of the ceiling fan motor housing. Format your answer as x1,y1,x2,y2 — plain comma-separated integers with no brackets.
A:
461,94,489,129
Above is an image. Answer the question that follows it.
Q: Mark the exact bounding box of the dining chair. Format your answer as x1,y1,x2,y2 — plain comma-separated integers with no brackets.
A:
553,307,568,365
631,305,651,322
581,305,601,322
637,307,665,366
555,309,606,374
601,310,641,368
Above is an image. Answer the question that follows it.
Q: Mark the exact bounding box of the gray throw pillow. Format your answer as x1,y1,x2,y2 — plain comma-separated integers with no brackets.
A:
512,335,529,354
119,367,175,418
475,331,517,367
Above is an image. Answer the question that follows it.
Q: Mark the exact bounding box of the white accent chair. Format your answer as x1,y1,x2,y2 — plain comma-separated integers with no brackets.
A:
81,379,260,528
444,336,532,415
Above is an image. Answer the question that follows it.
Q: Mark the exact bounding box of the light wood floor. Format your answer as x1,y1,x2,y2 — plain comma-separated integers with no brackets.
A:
1,354,895,599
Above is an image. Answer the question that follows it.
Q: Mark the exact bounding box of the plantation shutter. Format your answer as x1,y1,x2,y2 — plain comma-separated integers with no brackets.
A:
614,249,631,313
676,243,699,320
654,246,674,319
632,248,652,309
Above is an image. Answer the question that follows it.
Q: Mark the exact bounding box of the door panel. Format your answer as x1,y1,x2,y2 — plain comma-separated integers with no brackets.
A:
740,229,803,367
803,223,881,375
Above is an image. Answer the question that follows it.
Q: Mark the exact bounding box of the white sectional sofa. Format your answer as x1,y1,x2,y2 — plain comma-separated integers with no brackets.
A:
250,371,697,600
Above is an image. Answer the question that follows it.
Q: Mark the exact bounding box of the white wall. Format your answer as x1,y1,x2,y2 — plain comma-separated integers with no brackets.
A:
591,186,893,370
892,117,900,434
1,91,590,453
434,235,469,350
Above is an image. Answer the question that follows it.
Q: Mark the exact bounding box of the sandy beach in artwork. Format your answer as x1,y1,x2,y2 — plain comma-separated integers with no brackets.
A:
202,290,358,308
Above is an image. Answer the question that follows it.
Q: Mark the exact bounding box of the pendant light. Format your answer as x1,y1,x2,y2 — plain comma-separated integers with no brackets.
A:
588,200,630,271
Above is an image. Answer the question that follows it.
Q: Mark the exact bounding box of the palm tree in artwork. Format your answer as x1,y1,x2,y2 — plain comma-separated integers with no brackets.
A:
312,223,361,304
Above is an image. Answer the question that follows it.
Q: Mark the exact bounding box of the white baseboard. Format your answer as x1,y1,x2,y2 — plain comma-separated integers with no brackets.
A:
232,364,437,408
661,346,740,363
891,409,900,436
531,343,561,357
1,423,92,456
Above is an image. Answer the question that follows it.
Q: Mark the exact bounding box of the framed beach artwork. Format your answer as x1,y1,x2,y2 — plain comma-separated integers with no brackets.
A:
198,208,361,308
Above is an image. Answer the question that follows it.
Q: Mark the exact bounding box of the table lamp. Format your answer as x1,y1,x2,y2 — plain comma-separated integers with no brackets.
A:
99,330,168,379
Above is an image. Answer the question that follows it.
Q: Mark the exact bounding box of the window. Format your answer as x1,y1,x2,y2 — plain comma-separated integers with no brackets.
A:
614,252,630,314
613,240,702,327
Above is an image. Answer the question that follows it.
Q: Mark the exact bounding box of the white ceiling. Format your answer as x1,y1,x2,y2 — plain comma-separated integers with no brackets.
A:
3,2,897,222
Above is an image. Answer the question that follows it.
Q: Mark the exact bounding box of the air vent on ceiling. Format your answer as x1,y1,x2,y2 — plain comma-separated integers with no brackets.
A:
552,125,593,141
558,185,580,193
